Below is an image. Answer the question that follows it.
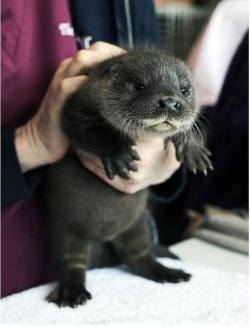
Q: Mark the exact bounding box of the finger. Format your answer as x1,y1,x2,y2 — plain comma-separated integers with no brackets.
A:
61,75,88,97
79,153,106,175
53,58,73,80
89,41,125,57
165,143,182,173
82,155,124,187
164,158,181,175
63,49,118,78
77,151,104,170
164,141,177,157
82,156,110,180
161,141,179,163
48,58,73,92
63,50,102,77
63,41,125,78
102,175,137,193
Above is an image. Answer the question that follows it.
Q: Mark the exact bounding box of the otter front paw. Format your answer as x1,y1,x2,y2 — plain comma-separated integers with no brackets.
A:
46,284,92,308
101,146,140,180
177,143,213,175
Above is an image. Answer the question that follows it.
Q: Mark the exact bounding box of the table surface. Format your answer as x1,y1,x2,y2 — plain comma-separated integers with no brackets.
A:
170,237,249,274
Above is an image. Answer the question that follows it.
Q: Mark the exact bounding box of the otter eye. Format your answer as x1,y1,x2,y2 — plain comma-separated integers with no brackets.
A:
181,87,189,95
134,83,145,91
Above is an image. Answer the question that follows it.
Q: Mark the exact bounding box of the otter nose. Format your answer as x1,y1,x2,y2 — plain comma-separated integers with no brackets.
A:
158,98,181,111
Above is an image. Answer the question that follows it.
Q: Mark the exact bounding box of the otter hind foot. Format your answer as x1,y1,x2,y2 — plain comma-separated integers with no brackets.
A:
149,264,192,283
46,284,92,308
129,256,192,284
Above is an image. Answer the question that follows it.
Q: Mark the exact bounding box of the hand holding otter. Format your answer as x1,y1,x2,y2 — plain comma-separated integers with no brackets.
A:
15,42,124,172
78,137,181,193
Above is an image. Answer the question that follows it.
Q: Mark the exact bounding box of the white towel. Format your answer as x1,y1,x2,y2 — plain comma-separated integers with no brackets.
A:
0,258,248,326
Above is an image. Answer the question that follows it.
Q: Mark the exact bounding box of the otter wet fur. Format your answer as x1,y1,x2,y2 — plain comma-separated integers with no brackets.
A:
43,49,212,308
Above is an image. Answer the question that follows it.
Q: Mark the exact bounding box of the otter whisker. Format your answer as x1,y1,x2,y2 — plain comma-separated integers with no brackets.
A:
120,113,133,148
193,121,205,145
119,113,130,137
196,116,210,139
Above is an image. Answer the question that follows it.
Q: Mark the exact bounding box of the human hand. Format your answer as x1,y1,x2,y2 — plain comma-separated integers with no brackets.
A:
15,42,125,172
77,137,181,194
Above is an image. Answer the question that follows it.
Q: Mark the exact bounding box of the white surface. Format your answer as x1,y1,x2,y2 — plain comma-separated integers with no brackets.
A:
0,257,248,326
170,238,249,274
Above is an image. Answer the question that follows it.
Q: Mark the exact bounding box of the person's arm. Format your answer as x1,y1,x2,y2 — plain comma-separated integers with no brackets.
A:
2,43,124,205
1,57,84,205
14,43,125,174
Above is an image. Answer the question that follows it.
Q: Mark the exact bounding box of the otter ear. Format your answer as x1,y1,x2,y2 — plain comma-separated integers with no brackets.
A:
95,61,123,78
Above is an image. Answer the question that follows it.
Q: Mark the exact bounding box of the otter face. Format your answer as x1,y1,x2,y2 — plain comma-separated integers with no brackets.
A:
99,50,198,138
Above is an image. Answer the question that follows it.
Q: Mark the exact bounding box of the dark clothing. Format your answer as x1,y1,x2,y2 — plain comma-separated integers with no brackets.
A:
70,0,159,48
188,31,249,209
2,128,30,204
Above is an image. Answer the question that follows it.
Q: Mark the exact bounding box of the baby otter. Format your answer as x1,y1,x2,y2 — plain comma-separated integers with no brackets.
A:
43,49,212,307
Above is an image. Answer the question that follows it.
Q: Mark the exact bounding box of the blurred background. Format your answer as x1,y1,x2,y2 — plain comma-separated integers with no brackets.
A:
150,0,249,265
155,0,220,59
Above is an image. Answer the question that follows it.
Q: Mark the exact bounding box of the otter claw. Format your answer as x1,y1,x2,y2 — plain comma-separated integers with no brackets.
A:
127,161,138,172
46,285,92,308
130,149,141,161
117,168,130,180
102,158,115,180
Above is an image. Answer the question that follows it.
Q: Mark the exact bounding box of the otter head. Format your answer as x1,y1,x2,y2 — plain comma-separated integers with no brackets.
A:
98,50,198,139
